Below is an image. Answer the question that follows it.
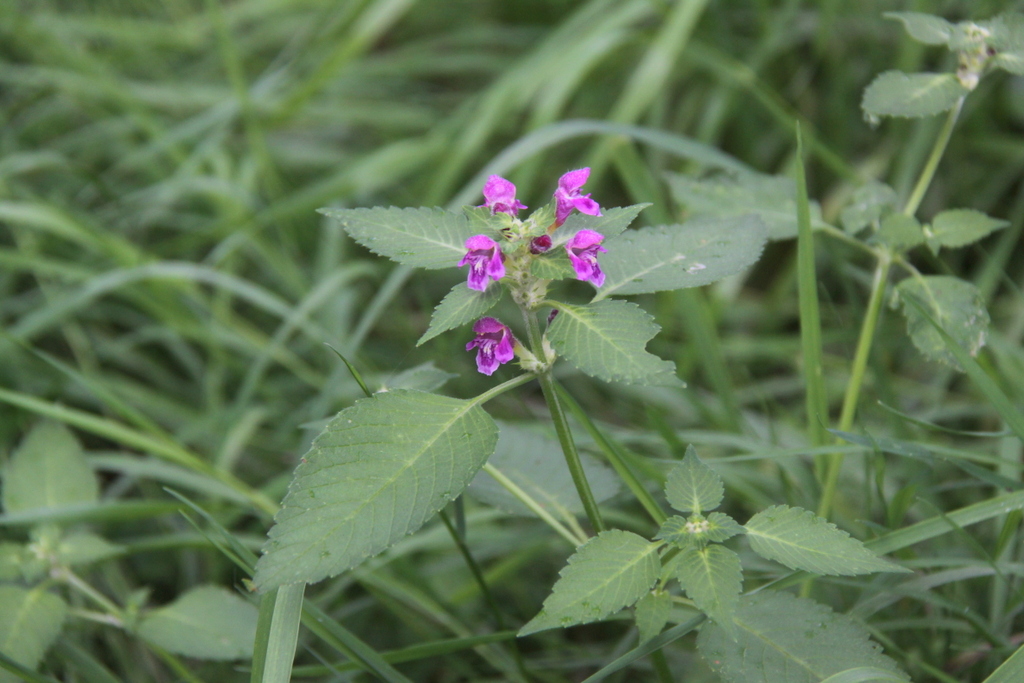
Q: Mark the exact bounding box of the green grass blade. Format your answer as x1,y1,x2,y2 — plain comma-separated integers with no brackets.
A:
981,641,1024,683
580,614,706,682
251,584,304,683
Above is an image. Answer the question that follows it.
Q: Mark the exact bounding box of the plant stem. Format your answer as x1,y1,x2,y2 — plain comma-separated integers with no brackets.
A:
471,373,535,406
521,307,606,534
903,98,963,217
481,463,587,546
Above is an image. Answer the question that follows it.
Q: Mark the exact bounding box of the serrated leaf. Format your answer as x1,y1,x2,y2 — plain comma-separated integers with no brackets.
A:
592,216,766,300
417,282,503,345
675,544,742,638
884,12,955,45
697,591,908,683
665,446,724,514
319,206,482,269
841,181,899,234
467,422,619,517
666,172,827,241
551,204,649,247
519,530,660,635
635,590,672,644
894,276,989,370
862,71,968,118
378,361,456,393
0,585,66,683
3,422,98,513
656,512,745,545
744,505,909,576
531,251,575,280
56,532,124,566
137,586,258,660
927,208,1009,249
546,300,681,386
254,390,498,590
877,213,924,250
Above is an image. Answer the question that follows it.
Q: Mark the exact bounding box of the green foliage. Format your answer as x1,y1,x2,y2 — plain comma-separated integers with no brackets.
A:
417,282,503,345
666,171,826,240
550,205,650,246
55,532,124,567
378,362,456,393
137,586,259,661
894,276,990,369
0,585,66,683
593,216,767,299
697,591,908,683
545,300,682,386
2,422,98,513
254,390,498,590
876,214,924,250
884,12,955,45
467,422,619,517
674,544,742,638
841,182,899,233
320,207,481,270
519,530,660,635
656,512,744,545
634,590,672,644
926,208,1009,250
862,71,968,118
744,505,910,576
664,446,724,515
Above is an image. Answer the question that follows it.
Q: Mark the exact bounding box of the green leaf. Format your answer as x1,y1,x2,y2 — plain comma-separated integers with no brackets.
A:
819,668,910,683
592,216,767,300
697,591,908,683
0,585,67,683
0,544,22,581
417,282,503,346
876,213,924,250
894,276,989,370
862,71,968,118
137,586,258,661
255,390,498,590
981,639,1024,683
56,532,124,567
531,251,575,281
674,544,742,638
319,206,482,270
884,12,955,45
551,204,649,246
841,182,899,234
546,300,681,386
744,505,909,576
656,512,745,546
666,171,826,241
467,422,619,517
519,530,660,635
377,362,457,393
3,422,98,513
665,446,724,514
927,208,1009,250
634,591,672,644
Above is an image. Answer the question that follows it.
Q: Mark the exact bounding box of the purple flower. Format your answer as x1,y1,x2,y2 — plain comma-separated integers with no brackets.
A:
480,175,527,216
566,229,607,287
466,317,516,376
458,234,505,291
554,168,602,225
529,235,552,254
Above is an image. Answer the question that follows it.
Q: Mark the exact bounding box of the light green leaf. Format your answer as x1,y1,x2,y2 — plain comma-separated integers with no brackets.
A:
884,12,955,45
841,181,899,234
666,172,826,241
665,446,724,514
3,422,98,513
56,532,124,567
377,362,456,393
674,544,742,638
697,591,908,683
634,590,672,644
531,250,575,281
820,667,916,683
520,530,660,635
319,206,482,270
982,638,1024,683
656,512,745,546
894,276,989,370
877,213,924,250
0,544,22,581
546,300,681,386
0,585,67,683
137,586,258,661
254,390,498,590
744,505,909,576
592,216,766,300
862,71,968,118
417,282,503,346
927,208,1009,249
993,51,1024,74
467,422,619,517
551,204,649,246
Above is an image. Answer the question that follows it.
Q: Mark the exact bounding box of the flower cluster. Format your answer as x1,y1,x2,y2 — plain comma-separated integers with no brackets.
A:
459,169,608,375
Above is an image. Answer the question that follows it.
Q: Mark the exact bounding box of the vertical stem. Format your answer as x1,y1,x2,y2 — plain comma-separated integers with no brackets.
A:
522,307,606,534
902,98,963,218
